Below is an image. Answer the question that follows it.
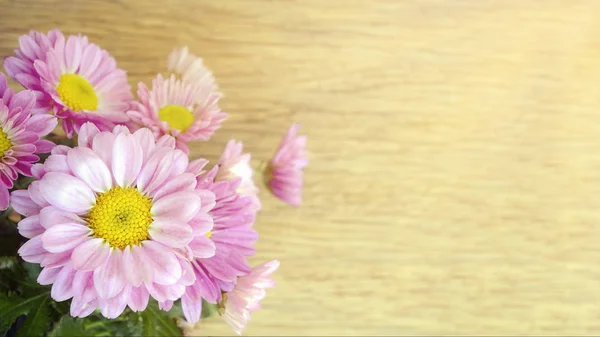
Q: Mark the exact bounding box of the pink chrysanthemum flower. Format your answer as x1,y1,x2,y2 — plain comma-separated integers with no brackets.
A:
0,72,56,209
216,140,261,211
13,123,217,318
4,29,133,137
168,46,214,87
127,51,227,153
180,165,259,324
3,29,61,115
266,124,308,206
221,260,279,335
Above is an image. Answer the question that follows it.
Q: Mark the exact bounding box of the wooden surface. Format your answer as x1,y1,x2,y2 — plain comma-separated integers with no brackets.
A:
4,0,600,335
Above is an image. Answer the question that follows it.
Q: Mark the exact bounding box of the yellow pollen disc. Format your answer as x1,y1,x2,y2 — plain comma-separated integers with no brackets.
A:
0,131,12,156
56,74,99,112
158,105,195,131
87,187,153,250
206,231,212,238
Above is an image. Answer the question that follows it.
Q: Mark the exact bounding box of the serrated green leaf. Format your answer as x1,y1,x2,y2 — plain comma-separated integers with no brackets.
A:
0,290,50,336
47,316,86,337
16,294,51,337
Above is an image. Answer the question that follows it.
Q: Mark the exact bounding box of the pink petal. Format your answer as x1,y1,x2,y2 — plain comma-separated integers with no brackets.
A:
158,300,173,311
41,249,72,268
51,264,76,302
98,287,129,319
201,255,239,283
51,145,71,155
70,297,97,318
26,114,58,136
72,270,95,301
18,34,38,60
133,128,155,163
181,293,202,324
38,267,61,285
140,241,181,286
128,285,149,312
80,44,102,78
28,181,49,208
122,245,153,287
148,220,193,248
67,147,112,192
42,223,90,253
34,139,56,153
0,186,9,211
188,263,221,303
11,190,40,216
77,123,100,148
153,173,196,200
186,158,209,176
18,236,46,263
137,148,174,195
18,215,44,238
152,191,201,222
195,189,216,213
112,134,142,187
156,135,175,149
178,257,196,286
189,213,213,236
146,282,185,301
145,282,167,302
168,149,188,178
92,132,116,168
71,238,111,271
39,172,95,214
112,125,131,136
64,36,82,72
188,236,216,258
93,249,126,299
31,164,46,179
39,206,84,229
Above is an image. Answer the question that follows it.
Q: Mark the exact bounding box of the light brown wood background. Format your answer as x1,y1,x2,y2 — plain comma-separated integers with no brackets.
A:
4,0,600,335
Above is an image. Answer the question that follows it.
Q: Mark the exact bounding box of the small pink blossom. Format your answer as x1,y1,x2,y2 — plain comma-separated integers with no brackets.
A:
216,140,261,211
180,165,259,324
4,29,133,137
128,49,227,153
3,29,62,115
0,72,56,210
168,46,214,88
266,124,308,206
222,260,279,335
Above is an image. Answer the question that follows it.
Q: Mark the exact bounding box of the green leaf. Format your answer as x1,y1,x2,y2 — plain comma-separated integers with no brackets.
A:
0,290,50,336
16,295,51,337
141,310,156,337
47,316,86,337
140,303,182,337
201,300,218,319
22,262,41,282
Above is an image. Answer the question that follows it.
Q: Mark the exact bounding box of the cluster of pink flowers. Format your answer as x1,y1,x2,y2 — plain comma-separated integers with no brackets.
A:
2,29,308,335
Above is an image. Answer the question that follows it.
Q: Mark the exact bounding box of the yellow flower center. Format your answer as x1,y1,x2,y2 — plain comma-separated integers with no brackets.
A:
56,74,99,112
0,131,12,156
87,187,153,250
158,105,194,131
206,231,212,238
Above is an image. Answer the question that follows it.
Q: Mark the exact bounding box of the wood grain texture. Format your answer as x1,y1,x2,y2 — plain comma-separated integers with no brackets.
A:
3,0,600,335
